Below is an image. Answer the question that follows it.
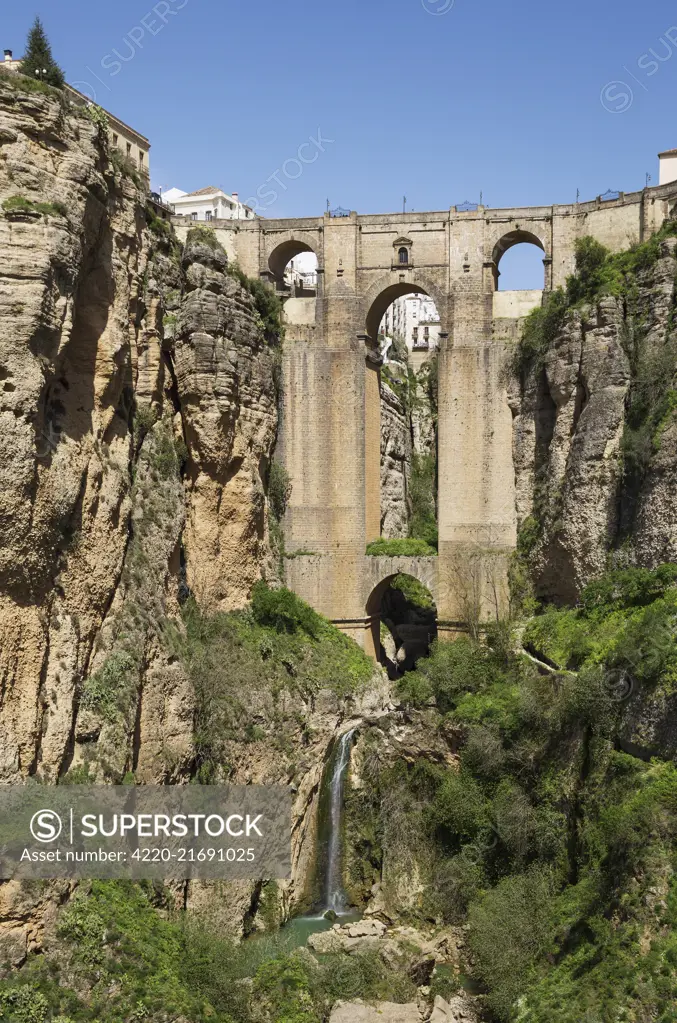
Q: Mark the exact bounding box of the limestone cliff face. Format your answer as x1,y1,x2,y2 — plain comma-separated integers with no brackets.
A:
0,79,283,791
0,80,393,960
174,236,278,610
509,237,677,604
380,380,412,538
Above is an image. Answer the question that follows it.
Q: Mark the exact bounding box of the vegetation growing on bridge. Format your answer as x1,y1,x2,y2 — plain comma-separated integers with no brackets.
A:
366,537,437,557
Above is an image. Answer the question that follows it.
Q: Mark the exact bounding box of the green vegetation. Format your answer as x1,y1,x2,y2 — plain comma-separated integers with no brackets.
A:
0,882,416,1019
409,451,438,548
2,195,67,218
19,17,64,89
109,147,144,188
268,458,292,567
268,459,292,521
168,584,373,782
186,224,223,250
512,221,677,380
390,572,435,609
227,261,285,345
510,288,567,377
366,537,437,557
512,219,677,544
82,102,109,142
344,562,677,1021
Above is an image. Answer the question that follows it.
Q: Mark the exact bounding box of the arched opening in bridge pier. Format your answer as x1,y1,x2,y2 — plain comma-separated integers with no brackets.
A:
267,240,318,296
367,573,437,676
365,284,441,546
493,230,546,286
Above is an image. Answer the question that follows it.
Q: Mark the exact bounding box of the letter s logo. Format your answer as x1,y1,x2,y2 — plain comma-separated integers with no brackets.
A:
30,809,63,843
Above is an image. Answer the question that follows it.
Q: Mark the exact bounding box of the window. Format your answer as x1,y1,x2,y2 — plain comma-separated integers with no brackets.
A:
190,212,198,221
205,211,213,221
138,151,144,164
413,328,418,342
424,326,429,338
398,247,409,265
112,133,119,146
126,142,132,155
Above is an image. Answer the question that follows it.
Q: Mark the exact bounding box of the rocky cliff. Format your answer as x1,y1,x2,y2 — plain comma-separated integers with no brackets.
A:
509,231,677,604
0,77,383,961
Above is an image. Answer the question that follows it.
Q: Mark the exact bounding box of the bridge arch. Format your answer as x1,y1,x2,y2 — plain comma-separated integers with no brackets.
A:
363,272,447,343
490,229,549,292
268,238,318,282
365,566,438,672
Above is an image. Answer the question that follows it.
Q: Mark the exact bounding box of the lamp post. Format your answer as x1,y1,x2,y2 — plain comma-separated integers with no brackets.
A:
35,68,48,81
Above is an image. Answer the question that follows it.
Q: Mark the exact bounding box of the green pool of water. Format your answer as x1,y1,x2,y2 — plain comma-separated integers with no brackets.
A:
242,910,362,968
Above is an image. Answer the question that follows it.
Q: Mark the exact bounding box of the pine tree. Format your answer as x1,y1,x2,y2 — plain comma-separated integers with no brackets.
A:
20,17,65,89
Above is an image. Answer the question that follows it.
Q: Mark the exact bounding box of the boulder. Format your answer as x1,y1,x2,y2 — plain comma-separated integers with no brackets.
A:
429,994,480,1022
330,1000,421,1022
346,918,387,938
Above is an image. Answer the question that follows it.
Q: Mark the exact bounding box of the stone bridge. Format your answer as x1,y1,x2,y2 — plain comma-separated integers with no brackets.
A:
173,182,677,657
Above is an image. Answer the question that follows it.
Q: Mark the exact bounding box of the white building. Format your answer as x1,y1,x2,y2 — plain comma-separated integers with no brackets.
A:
380,294,441,358
164,186,255,221
284,252,318,292
659,149,677,186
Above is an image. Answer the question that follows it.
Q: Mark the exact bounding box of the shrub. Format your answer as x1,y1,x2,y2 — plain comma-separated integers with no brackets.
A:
251,582,323,637
468,866,557,1020
269,459,292,520
427,770,490,843
580,563,677,617
389,572,435,609
511,288,568,378
409,452,438,547
80,652,138,720
565,236,611,304
228,261,285,343
402,637,503,713
186,224,222,250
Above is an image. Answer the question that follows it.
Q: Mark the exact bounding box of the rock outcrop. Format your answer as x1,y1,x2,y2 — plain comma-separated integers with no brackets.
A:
0,78,357,954
509,237,677,603
380,379,412,538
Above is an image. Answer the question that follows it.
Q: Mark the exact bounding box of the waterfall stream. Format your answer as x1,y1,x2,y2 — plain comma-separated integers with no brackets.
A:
324,727,356,912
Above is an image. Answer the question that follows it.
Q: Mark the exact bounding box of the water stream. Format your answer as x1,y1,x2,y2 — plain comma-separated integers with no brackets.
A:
324,727,356,912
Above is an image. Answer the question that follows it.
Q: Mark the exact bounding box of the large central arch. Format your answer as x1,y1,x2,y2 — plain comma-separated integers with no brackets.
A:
363,273,447,343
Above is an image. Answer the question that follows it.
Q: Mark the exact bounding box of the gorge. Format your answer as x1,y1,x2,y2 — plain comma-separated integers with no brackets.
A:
1,70,677,1023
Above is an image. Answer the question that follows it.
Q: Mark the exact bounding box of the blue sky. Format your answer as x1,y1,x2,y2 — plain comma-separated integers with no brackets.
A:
5,0,677,287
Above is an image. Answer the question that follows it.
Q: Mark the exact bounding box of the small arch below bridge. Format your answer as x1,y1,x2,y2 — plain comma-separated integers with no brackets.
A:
364,557,439,671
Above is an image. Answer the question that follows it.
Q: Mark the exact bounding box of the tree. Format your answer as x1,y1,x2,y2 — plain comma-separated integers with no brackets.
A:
20,17,64,89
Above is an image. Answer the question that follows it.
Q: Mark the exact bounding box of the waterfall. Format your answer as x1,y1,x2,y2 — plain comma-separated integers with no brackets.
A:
324,727,356,912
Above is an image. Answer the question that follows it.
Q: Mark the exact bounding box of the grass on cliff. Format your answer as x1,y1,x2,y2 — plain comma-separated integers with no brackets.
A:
0,881,413,1023
2,195,67,218
168,582,373,782
345,562,677,1022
